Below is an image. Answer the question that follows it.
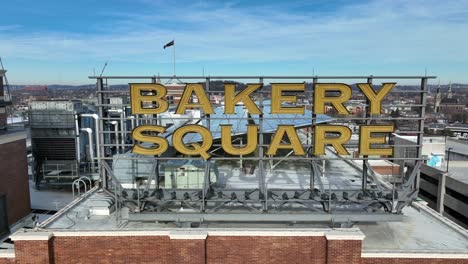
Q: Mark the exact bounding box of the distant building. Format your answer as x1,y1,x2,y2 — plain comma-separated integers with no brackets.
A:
165,82,185,104
435,83,465,114
345,100,366,115
21,85,48,92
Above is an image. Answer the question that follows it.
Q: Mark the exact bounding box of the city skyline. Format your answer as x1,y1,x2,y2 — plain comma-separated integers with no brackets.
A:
0,0,468,85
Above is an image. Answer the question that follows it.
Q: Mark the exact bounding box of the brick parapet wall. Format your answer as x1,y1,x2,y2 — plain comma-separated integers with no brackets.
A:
52,236,173,264
362,258,468,264
0,258,15,264
171,239,205,264
206,236,327,264
0,251,15,264
326,239,362,264
5,230,468,264
14,240,52,264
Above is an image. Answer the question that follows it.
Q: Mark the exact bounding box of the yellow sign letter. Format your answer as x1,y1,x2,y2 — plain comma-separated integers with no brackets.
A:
271,83,305,114
357,83,395,115
221,125,258,155
224,83,262,114
359,125,394,156
130,83,168,114
175,84,214,114
314,125,351,155
173,125,213,160
266,125,305,155
131,125,168,155
314,83,352,114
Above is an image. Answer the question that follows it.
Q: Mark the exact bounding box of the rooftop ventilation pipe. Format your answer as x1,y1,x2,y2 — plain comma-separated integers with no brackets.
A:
81,128,95,173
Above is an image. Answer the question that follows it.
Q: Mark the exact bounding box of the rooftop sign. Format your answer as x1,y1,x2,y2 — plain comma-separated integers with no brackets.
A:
130,82,395,159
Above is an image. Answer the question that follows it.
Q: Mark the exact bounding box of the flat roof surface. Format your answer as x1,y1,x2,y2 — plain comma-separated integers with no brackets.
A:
359,202,468,253
29,181,74,211
40,189,468,254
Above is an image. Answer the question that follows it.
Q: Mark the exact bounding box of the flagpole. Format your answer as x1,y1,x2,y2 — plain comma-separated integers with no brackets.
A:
173,38,176,77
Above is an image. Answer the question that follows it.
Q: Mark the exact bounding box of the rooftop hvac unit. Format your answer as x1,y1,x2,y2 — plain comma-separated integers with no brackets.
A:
29,101,88,187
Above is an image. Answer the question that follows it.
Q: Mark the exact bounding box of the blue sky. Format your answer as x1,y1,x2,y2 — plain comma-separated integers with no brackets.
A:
0,0,467,85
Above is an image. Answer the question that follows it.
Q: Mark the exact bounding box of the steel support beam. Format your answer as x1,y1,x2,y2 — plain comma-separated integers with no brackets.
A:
258,77,266,210
128,212,403,223
97,78,106,188
362,77,373,190
416,78,428,190
90,75,437,80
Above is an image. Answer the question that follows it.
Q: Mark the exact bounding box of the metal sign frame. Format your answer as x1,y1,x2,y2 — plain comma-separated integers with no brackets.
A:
89,75,434,226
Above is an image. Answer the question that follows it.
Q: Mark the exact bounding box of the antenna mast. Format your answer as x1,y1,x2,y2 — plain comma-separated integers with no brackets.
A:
100,59,109,77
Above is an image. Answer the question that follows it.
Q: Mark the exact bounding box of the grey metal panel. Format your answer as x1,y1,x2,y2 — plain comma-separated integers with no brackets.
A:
444,194,468,218
33,138,77,160
443,211,468,229
420,164,443,180
446,177,468,196
419,178,438,196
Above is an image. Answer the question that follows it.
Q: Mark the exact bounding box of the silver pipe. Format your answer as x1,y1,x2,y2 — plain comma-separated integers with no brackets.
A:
128,116,136,145
120,110,125,153
74,114,81,162
110,121,120,153
80,114,100,165
80,128,95,173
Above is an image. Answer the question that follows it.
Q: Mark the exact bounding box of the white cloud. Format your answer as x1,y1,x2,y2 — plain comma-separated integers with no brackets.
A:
0,0,467,83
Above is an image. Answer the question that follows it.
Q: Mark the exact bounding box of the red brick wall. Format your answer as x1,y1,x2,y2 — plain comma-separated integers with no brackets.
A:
0,257,15,264
0,139,30,225
51,236,205,264
6,234,468,264
171,239,205,264
206,236,327,264
362,258,468,264
327,240,362,264
14,240,52,264
52,236,173,264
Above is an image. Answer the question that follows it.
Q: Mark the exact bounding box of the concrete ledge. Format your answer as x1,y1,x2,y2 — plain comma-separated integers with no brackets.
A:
53,231,171,237
169,231,208,240
18,228,367,240
362,252,468,259
207,230,325,237
0,250,15,258
325,229,365,240
10,232,52,241
0,131,26,145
